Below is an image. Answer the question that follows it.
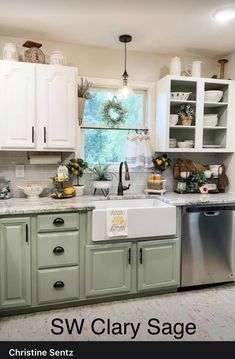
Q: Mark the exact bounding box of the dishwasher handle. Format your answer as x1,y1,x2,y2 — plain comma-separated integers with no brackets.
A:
204,211,220,216
184,205,235,213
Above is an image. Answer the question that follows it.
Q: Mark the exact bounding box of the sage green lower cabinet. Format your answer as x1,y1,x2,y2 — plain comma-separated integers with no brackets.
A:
85,243,132,297
37,267,79,304
0,217,31,309
137,239,180,292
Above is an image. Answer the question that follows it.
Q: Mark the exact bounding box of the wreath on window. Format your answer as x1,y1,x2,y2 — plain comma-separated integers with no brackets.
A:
101,97,128,127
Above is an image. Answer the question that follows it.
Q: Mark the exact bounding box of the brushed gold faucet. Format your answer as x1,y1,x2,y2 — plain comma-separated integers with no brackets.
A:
117,161,130,195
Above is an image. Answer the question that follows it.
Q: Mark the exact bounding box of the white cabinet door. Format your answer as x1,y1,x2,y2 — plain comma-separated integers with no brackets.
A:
0,61,36,149
36,65,77,150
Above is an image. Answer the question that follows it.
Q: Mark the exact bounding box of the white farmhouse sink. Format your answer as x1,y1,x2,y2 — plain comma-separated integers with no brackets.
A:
92,198,176,241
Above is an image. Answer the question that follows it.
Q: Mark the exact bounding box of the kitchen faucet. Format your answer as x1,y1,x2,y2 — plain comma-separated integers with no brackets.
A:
117,161,130,195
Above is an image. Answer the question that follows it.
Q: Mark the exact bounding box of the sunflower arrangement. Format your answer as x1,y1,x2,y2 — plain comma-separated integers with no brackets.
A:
152,154,171,174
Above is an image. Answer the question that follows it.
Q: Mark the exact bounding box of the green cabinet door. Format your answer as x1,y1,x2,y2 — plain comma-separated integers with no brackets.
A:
137,239,180,292
0,217,31,309
85,243,132,297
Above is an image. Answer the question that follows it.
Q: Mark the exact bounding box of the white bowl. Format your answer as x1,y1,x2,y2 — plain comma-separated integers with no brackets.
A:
203,117,218,127
18,185,44,198
204,114,218,119
204,90,223,102
177,142,190,148
170,114,178,126
170,92,191,101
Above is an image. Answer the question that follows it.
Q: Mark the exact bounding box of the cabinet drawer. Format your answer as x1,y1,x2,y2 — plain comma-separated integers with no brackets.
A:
37,213,79,232
38,267,79,304
37,231,79,269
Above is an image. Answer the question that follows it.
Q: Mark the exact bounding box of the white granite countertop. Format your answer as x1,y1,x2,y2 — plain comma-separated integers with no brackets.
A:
157,192,235,206
1,192,235,215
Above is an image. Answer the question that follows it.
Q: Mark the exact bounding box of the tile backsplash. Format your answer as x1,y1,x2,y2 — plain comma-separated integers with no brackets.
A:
0,151,222,198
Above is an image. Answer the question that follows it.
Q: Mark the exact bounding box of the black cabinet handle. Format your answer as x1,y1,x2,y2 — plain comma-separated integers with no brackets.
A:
43,126,46,143
139,248,143,264
128,248,131,264
53,218,64,226
53,281,65,289
53,246,64,255
32,126,35,143
26,223,29,243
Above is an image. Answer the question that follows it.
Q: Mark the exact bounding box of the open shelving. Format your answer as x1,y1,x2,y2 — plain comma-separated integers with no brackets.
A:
156,75,235,152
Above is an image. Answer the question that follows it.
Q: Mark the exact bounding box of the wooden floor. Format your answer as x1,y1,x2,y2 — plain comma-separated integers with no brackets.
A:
1,284,235,341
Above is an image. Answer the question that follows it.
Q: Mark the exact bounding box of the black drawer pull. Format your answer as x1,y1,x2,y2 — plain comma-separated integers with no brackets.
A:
53,218,64,226
53,281,65,289
139,248,143,264
53,246,64,255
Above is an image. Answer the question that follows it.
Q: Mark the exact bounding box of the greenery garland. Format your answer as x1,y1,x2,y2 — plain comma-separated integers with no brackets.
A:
101,97,128,127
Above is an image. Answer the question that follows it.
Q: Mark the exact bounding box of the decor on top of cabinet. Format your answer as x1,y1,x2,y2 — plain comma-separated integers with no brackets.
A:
23,40,45,64
51,164,75,199
77,77,92,126
102,96,128,127
90,163,117,197
2,43,19,61
169,56,181,76
218,59,228,79
50,51,67,65
66,158,88,196
177,104,194,126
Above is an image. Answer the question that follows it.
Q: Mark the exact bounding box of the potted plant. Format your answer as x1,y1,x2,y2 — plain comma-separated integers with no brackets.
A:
90,163,117,196
152,154,171,176
77,77,92,125
66,158,88,196
177,104,194,126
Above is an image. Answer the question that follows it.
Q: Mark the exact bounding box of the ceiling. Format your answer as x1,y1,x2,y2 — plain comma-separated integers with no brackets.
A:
1,0,235,57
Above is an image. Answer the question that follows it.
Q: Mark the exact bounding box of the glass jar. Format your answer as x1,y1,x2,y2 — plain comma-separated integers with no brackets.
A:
2,43,19,61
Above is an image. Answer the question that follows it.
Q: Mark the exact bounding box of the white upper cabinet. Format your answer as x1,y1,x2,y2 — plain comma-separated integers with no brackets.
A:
0,61,36,149
156,75,235,153
0,61,77,151
36,65,77,150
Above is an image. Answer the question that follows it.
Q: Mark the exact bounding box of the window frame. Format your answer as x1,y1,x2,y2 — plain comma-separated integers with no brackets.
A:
77,76,156,168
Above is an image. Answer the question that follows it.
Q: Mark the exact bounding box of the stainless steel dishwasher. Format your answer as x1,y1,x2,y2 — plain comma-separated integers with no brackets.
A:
181,204,235,287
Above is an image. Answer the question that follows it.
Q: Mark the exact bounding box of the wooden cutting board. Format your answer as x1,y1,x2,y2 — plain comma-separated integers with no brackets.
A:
218,163,229,190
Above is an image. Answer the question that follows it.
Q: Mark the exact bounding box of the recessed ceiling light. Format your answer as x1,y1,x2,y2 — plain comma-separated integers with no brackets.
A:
212,6,235,23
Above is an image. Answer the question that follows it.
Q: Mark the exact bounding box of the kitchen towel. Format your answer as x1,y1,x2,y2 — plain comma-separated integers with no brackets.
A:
125,133,152,168
106,208,128,238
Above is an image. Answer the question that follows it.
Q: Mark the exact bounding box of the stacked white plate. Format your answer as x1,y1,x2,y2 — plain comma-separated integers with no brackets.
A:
203,114,218,127
169,138,177,148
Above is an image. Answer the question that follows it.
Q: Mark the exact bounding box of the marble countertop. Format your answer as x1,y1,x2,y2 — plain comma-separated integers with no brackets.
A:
1,192,235,215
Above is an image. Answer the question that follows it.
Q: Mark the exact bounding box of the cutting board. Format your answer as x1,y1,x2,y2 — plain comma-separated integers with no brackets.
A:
218,163,229,191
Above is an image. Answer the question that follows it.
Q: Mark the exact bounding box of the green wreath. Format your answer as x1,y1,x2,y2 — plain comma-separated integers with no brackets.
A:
101,97,128,127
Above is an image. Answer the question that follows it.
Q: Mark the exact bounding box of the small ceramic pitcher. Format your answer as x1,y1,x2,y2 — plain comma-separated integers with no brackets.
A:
185,61,202,77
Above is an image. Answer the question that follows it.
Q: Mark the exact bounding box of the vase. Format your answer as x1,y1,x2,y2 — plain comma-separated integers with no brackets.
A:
181,116,192,126
74,185,85,196
78,97,86,126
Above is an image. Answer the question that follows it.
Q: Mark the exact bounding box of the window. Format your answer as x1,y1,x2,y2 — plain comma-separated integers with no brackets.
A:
82,86,147,164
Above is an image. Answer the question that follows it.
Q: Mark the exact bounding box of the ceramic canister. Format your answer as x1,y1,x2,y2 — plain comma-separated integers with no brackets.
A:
50,51,67,65
170,56,181,76
2,43,19,61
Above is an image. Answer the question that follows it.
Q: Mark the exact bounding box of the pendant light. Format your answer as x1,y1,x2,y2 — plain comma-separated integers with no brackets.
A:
118,34,134,98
